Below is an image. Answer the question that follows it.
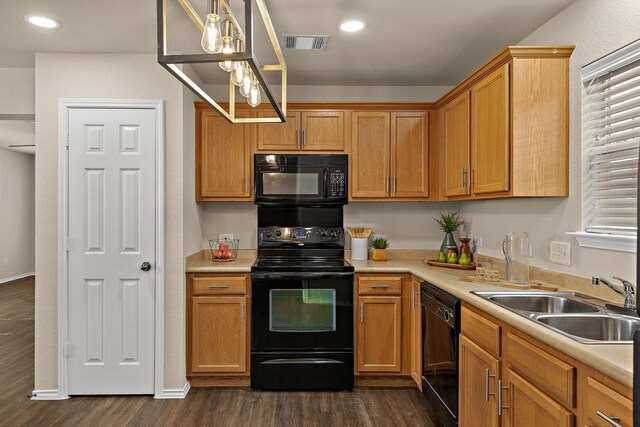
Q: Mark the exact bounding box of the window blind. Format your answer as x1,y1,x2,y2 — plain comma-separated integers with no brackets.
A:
582,44,640,236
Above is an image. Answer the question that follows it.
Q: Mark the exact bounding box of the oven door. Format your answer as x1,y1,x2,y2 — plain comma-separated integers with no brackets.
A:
251,272,353,351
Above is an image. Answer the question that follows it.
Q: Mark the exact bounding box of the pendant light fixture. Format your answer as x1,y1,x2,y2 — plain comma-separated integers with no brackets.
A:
219,19,236,72
201,0,223,53
157,0,287,123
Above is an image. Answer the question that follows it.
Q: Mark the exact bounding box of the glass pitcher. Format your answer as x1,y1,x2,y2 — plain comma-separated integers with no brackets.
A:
501,232,533,284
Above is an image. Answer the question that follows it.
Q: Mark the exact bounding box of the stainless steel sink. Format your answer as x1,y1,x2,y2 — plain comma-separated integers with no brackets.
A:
487,294,599,314
473,291,639,344
537,314,640,343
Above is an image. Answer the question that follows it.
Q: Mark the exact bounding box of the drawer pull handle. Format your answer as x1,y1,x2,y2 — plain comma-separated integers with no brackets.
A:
208,285,230,289
485,369,496,402
498,380,509,416
371,284,391,289
596,411,622,427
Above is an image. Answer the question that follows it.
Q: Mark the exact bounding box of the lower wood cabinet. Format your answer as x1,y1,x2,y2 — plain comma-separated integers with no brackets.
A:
191,296,247,373
460,304,632,427
583,376,633,427
459,334,500,427
186,273,250,387
410,279,422,389
357,295,402,372
503,368,574,427
355,273,418,386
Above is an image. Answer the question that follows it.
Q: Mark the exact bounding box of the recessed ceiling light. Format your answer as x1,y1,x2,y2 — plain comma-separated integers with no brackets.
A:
25,15,61,29
339,19,366,32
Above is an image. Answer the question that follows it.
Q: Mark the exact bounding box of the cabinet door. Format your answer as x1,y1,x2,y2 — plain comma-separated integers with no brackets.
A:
191,296,247,373
459,335,500,427
502,368,574,427
444,92,471,197
255,111,301,151
197,110,251,199
410,279,422,388
584,376,632,427
471,64,510,195
391,112,429,198
357,296,401,372
301,111,345,151
351,112,391,198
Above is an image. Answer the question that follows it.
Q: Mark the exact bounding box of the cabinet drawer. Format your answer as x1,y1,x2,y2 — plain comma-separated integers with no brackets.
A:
585,377,632,427
505,331,576,408
192,276,247,295
358,276,402,295
461,306,501,357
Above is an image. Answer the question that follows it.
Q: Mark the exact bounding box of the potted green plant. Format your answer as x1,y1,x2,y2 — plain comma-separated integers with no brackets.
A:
370,237,390,261
434,211,465,262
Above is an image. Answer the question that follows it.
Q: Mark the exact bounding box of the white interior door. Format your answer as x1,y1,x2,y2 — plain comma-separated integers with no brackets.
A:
67,107,156,395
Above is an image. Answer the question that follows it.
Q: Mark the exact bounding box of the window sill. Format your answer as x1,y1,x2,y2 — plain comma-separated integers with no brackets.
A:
566,232,637,253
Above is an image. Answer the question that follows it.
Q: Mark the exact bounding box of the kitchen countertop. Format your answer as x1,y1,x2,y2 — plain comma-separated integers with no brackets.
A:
185,253,634,388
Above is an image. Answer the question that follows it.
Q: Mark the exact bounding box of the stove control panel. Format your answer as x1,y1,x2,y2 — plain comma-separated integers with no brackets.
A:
259,227,344,243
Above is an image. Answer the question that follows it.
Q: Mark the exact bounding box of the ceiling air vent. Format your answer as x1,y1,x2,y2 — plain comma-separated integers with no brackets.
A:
282,35,329,51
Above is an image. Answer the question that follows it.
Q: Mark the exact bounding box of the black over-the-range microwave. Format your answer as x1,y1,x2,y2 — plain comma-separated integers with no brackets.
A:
254,154,348,206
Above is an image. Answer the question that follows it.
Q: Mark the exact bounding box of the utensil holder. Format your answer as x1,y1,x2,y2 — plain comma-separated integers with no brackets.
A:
351,238,369,261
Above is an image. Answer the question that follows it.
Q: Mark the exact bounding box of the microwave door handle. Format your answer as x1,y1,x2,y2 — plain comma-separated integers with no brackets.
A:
323,170,328,198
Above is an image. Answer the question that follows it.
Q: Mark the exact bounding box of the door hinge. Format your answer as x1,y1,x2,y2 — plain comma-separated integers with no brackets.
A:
63,343,70,358
64,238,71,252
66,134,69,149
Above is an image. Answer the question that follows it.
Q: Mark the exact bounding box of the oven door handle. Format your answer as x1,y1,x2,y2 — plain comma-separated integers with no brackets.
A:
261,358,345,365
251,271,354,280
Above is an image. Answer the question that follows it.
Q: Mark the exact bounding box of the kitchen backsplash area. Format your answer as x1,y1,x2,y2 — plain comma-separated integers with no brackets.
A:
198,201,461,250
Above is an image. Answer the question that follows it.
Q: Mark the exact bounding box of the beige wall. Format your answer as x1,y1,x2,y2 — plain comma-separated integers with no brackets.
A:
0,68,35,115
0,148,35,281
198,202,461,250
35,53,188,391
461,0,640,281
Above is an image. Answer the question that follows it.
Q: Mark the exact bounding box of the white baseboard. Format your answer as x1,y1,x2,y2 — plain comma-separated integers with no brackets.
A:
0,272,35,285
31,390,67,400
155,381,190,399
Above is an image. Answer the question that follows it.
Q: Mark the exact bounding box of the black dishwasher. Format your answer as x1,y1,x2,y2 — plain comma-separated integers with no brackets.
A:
421,281,461,427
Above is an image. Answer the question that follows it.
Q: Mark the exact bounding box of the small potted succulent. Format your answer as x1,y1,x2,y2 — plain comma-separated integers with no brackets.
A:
370,237,390,262
434,211,465,262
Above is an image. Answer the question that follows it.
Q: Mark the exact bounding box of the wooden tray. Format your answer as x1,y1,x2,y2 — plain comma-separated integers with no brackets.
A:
461,276,558,291
425,260,476,270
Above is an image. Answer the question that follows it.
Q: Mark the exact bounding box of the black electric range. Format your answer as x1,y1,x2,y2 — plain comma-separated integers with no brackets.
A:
250,208,354,391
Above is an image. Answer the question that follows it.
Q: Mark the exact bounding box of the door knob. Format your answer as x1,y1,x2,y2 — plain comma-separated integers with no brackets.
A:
140,262,152,272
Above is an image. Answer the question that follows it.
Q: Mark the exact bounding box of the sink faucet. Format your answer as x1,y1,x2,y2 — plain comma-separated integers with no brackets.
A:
592,276,636,310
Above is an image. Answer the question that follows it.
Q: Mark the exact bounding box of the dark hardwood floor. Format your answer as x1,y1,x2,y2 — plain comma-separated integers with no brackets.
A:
0,277,435,427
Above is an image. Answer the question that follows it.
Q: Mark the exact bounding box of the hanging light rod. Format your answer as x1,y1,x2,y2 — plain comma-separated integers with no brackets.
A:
157,0,287,123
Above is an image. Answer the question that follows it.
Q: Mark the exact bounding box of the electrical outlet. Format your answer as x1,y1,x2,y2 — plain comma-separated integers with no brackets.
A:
371,234,387,240
218,233,234,241
473,236,483,248
2,258,7,266
550,241,571,266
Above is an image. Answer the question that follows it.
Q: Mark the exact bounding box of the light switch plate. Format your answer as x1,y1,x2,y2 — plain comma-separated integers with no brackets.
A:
219,233,234,241
473,236,483,248
550,241,571,266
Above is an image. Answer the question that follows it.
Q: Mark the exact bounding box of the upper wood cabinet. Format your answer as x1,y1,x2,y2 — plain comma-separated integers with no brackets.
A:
255,110,345,152
438,46,574,200
444,92,471,197
351,111,429,200
471,64,510,195
196,108,252,201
